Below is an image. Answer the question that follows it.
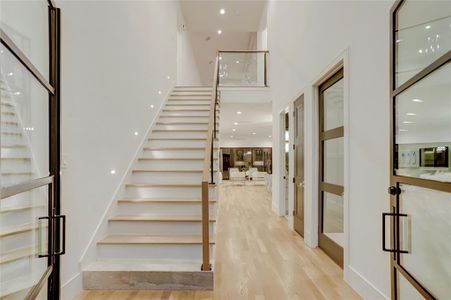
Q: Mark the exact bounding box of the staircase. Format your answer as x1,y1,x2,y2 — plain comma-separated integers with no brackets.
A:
83,86,220,290
0,79,49,298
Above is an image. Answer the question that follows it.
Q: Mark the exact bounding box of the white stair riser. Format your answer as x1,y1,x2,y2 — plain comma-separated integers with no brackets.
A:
1,159,31,172
151,131,207,139
0,208,46,230
164,105,210,111
1,135,24,144
124,186,216,199
170,91,212,95
147,139,217,148
131,171,203,183
1,147,29,157
0,258,46,282
161,111,209,117
108,221,216,236
117,202,217,216
1,123,20,132
141,150,217,159
1,113,17,123
97,244,214,261
1,193,43,208
173,87,212,91
154,124,208,131
168,96,211,101
1,232,37,254
136,160,219,171
159,116,218,123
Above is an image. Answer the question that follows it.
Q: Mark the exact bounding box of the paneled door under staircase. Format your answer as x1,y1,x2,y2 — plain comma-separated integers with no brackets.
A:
0,1,63,299
293,95,304,236
387,1,451,299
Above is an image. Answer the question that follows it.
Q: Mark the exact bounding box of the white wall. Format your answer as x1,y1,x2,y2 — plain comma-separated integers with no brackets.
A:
268,1,393,299
57,1,178,298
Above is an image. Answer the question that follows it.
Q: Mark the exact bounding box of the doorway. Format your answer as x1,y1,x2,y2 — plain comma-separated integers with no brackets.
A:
293,95,304,236
318,69,344,267
0,2,63,299
281,110,290,216
387,1,451,299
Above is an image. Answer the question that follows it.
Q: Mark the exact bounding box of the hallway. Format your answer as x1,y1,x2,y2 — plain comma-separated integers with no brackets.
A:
77,184,360,299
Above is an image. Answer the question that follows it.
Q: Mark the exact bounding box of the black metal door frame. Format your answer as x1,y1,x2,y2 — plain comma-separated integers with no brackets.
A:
0,1,63,299
388,1,451,299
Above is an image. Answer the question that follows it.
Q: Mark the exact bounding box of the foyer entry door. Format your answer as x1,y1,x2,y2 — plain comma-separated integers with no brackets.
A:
387,1,450,299
293,95,304,236
0,1,63,299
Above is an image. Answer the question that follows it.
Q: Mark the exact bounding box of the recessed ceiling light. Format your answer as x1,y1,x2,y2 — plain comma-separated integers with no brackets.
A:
219,56,222,60
418,49,423,54
268,135,272,138
236,60,240,64
150,104,155,108
232,129,236,132
217,29,222,35
403,121,414,124
110,169,116,175
7,72,13,76
233,122,238,125
134,131,139,136
13,91,20,96
412,98,423,103
167,75,171,79
220,8,226,15
158,90,162,95
425,25,431,29
236,111,242,115
252,132,256,135
406,113,416,116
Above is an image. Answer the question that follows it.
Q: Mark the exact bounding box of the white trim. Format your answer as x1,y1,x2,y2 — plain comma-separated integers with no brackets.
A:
346,266,389,300
78,86,174,270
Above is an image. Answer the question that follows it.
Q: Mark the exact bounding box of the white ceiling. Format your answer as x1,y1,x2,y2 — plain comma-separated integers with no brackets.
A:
219,102,272,142
180,0,267,32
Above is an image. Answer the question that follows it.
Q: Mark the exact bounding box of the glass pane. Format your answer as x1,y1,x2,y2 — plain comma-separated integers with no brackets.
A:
323,78,344,131
399,184,451,299
218,52,266,86
323,192,344,246
398,271,425,300
1,45,49,187
0,0,50,81
395,62,451,182
324,137,344,186
0,185,49,298
396,1,451,87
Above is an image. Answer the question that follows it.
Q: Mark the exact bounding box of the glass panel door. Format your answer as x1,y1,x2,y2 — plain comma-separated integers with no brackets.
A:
319,69,344,268
389,1,451,299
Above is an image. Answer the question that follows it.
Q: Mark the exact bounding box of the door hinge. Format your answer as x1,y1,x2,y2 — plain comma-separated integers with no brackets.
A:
292,210,296,216
293,144,295,150
292,177,295,184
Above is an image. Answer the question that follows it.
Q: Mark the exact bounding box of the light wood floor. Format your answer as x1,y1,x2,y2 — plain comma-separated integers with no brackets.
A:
77,184,360,300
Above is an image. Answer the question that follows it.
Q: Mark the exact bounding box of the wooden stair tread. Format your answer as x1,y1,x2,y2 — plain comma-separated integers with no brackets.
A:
109,215,216,222
137,157,218,161
118,198,216,203
156,122,208,125
132,169,203,172
148,138,218,141
152,129,208,132
159,115,219,118
98,235,215,245
126,183,202,187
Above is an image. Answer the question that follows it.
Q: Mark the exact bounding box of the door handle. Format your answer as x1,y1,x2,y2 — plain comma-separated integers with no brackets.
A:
38,216,50,258
382,212,408,253
54,215,66,256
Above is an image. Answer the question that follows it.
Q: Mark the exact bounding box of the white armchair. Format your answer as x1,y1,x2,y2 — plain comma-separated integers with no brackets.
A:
229,168,246,181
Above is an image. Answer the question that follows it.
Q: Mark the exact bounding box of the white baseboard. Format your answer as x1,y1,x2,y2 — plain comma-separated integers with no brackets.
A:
345,266,388,300
62,272,82,300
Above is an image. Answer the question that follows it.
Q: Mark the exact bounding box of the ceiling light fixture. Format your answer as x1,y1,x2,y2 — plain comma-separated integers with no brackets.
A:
425,25,431,29
233,122,238,125
403,121,414,124
158,90,162,95
220,8,226,15
268,135,272,138
150,104,155,108
406,113,416,116
232,129,236,132
217,29,222,35
236,60,240,64
236,111,242,115
110,169,116,175
134,131,139,136
252,132,256,135
418,49,423,54
412,98,423,103
167,75,171,79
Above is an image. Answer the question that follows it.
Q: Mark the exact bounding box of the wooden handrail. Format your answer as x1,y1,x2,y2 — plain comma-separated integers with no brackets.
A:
201,53,219,271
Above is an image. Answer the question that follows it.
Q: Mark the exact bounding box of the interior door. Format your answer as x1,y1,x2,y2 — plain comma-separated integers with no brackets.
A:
318,69,344,268
0,1,63,299
387,1,451,299
293,95,304,236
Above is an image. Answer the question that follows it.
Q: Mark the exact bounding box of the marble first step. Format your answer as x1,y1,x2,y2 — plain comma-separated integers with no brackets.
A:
83,259,213,291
